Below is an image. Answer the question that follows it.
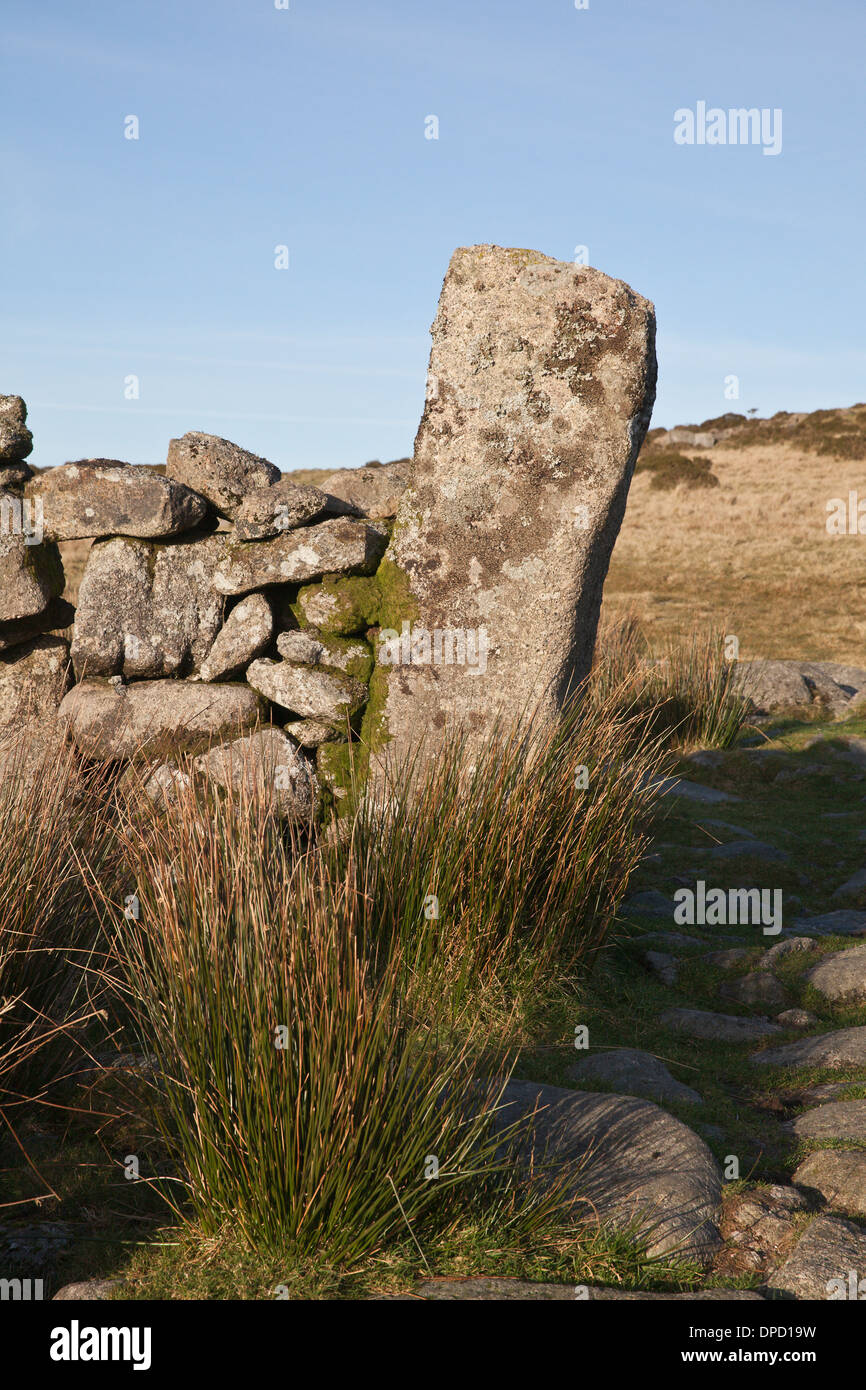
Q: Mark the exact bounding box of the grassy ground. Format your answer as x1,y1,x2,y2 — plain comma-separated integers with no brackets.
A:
515,712,866,1183
11,410,866,1297
4,698,864,1298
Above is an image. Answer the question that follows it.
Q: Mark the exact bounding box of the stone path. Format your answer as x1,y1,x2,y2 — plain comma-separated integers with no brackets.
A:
556,736,866,1300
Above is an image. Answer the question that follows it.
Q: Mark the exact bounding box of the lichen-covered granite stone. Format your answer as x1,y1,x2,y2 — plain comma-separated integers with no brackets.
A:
26,459,210,540
166,432,280,517
233,477,356,540
59,677,262,759
0,395,33,462
0,635,72,728
71,533,227,679
198,591,274,682
0,502,65,622
213,518,387,596
369,245,656,777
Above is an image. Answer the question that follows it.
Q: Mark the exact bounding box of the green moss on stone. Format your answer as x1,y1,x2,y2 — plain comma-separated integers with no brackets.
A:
359,662,390,757
317,633,374,684
293,575,382,636
374,555,419,632
317,739,368,813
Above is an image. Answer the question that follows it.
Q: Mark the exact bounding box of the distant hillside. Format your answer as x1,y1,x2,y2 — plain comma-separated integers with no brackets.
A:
605,402,866,662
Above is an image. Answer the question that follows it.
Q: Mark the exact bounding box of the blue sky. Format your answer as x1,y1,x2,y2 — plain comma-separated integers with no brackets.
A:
2,0,863,470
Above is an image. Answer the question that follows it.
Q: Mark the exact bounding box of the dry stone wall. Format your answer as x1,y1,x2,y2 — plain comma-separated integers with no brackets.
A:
0,246,656,812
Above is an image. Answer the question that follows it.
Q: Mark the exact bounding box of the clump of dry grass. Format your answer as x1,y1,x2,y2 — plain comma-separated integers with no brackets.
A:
591,614,750,750
81,693,665,1259
0,738,116,1114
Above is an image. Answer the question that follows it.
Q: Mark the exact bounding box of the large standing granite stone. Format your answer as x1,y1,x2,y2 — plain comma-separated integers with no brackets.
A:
71,534,226,679
26,460,209,540
493,1080,721,1267
369,245,656,774
59,678,262,760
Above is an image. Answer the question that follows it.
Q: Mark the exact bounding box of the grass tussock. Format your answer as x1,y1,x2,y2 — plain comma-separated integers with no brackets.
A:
591,615,752,750
0,737,116,1114
77,691,663,1262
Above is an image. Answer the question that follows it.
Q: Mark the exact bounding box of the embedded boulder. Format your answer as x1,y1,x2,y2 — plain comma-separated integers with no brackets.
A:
71,533,226,679
212,518,387,596
198,592,274,682
165,432,279,517
805,945,866,1004
26,460,210,540
494,1080,721,1267
568,1049,702,1106
59,677,262,760
370,245,656,775
767,1216,866,1299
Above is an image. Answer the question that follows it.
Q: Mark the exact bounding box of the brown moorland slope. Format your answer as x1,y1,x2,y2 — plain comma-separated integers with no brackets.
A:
603,403,866,661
